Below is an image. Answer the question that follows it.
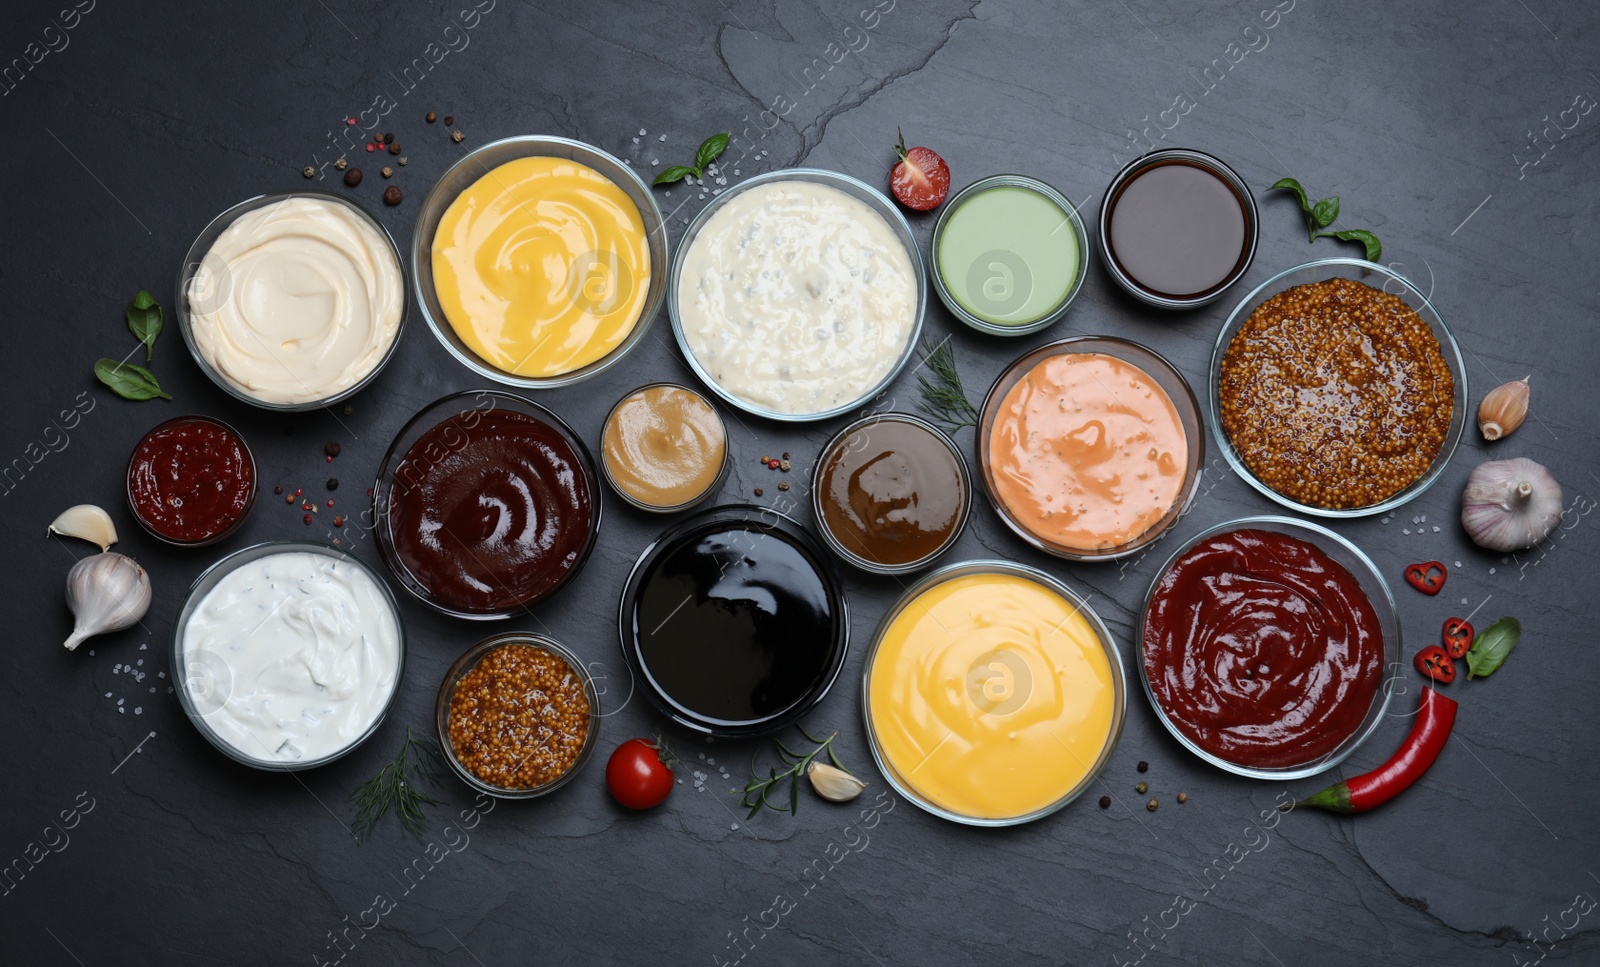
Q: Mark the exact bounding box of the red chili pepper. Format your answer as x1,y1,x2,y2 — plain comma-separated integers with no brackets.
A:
1413,645,1456,684
1403,561,1447,595
1285,686,1458,813
1441,617,1474,659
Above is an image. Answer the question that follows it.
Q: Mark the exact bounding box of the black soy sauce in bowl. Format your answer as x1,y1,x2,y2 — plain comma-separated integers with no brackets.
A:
1098,149,1258,310
618,505,849,737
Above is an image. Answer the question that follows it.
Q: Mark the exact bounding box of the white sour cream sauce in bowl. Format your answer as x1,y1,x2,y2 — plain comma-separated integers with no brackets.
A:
671,171,924,420
173,543,405,769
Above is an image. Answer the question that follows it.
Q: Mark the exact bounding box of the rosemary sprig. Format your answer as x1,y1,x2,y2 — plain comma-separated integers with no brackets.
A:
740,726,844,819
350,727,445,841
915,338,979,432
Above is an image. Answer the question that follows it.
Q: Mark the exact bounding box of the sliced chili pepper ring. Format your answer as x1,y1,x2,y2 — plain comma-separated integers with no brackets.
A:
1404,561,1447,595
1413,645,1456,684
1442,617,1474,659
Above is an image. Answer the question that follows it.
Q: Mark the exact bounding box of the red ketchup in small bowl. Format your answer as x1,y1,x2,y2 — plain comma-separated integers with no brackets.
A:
126,416,256,545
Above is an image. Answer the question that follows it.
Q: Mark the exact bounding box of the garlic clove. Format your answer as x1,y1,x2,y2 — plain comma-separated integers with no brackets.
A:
1460,457,1563,552
48,504,119,552
807,760,867,802
1477,376,1530,441
64,552,151,651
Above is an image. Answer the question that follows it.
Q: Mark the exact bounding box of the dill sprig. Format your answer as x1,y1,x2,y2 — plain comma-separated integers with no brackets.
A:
740,726,844,819
350,727,445,841
915,338,979,432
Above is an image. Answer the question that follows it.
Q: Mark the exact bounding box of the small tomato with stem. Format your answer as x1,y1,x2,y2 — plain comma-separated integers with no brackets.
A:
605,737,677,810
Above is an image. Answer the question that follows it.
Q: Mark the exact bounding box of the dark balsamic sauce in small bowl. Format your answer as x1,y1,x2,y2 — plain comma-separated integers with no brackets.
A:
1098,149,1259,310
618,505,849,737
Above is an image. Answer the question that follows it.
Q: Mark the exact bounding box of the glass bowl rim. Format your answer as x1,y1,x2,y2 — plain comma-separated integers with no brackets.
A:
859,558,1127,826
372,388,603,620
667,166,927,422
976,334,1206,561
169,539,407,771
174,188,408,412
408,134,669,390
929,172,1091,336
434,631,602,799
1207,257,1468,517
809,410,973,574
1135,513,1401,780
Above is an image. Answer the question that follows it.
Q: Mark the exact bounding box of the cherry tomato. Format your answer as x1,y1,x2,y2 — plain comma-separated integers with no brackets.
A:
1413,645,1456,684
889,131,949,211
1441,617,1474,659
605,738,675,810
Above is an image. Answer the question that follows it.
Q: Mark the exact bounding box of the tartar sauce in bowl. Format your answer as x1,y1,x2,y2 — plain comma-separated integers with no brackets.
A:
177,547,403,767
674,175,921,418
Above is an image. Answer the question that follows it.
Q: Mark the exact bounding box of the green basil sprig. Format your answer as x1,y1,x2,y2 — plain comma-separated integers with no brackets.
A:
94,358,171,401
126,290,162,362
653,132,731,186
1465,616,1522,679
1269,177,1383,261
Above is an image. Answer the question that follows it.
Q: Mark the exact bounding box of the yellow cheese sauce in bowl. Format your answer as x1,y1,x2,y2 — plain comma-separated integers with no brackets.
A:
413,136,667,388
863,561,1125,825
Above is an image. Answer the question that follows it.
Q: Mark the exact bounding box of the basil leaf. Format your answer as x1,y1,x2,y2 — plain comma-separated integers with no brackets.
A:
1269,177,1312,213
695,132,730,172
1311,195,1340,230
94,358,172,401
1316,228,1384,262
1466,616,1521,679
127,290,162,362
653,165,696,186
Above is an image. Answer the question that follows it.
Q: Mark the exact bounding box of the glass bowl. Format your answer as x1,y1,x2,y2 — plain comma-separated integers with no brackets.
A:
175,190,407,412
1137,516,1400,780
410,135,667,389
616,504,850,737
977,335,1205,562
930,174,1089,335
373,390,602,620
667,168,926,422
861,560,1126,826
1209,258,1468,517
598,381,731,514
1097,148,1259,310
810,412,972,575
126,415,257,547
171,540,406,771
435,631,601,800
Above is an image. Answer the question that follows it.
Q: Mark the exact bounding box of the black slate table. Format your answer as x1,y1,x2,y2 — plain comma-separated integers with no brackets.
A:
3,1,1597,964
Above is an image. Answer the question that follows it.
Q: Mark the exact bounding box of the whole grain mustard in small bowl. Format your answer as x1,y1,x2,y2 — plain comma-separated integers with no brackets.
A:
435,632,600,799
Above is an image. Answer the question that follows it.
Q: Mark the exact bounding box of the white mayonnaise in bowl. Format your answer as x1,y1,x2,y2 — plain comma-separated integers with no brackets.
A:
177,191,407,411
171,541,407,771
669,169,926,422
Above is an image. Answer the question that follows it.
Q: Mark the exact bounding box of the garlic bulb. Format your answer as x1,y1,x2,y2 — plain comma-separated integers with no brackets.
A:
64,552,151,651
807,761,867,802
1478,377,1530,441
1461,457,1563,552
48,504,119,551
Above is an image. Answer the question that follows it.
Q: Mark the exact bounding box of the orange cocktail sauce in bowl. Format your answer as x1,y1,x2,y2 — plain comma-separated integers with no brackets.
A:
980,340,1197,559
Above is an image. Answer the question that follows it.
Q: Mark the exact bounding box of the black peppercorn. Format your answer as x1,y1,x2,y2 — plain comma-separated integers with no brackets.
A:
383,185,403,206
343,167,363,187
327,478,339,491
1098,795,1111,809
324,441,342,457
